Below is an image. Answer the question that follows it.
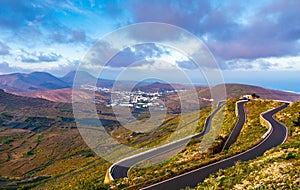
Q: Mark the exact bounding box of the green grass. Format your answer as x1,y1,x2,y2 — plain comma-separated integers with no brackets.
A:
38,162,110,190
10,106,209,189
107,99,238,189
189,100,300,189
36,134,43,144
1,138,14,145
4,95,296,190
23,150,34,156
16,104,213,190
227,100,282,154
1,112,13,120
108,99,284,189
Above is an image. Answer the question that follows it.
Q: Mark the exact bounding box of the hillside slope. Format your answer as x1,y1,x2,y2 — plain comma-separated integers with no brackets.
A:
0,72,70,91
191,101,300,189
133,82,189,92
190,83,300,102
10,88,108,103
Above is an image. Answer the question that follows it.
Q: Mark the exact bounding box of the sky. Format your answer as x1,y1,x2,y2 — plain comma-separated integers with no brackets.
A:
0,0,299,92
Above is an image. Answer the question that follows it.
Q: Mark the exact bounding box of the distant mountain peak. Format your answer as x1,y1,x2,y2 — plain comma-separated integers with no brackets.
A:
0,71,70,92
60,70,97,86
139,78,166,84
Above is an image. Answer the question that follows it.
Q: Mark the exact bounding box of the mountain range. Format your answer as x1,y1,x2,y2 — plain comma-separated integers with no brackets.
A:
0,72,69,91
0,71,300,103
0,71,180,92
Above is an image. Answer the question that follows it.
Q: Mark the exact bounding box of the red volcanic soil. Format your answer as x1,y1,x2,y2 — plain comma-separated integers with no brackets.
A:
9,88,108,103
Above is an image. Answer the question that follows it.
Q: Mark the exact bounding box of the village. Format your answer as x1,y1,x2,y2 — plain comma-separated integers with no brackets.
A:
81,84,180,108
109,89,163,108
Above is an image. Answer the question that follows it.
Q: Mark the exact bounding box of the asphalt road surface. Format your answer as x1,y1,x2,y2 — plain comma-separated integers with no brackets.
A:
142,102,289,190
222,100,247,150
110,102,226,180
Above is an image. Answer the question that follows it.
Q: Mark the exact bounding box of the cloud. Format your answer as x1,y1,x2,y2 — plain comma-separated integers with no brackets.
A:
49,27,88,44
0,62,14,73
0,41,10,55
47,59,80,77
0,0,86,30
126,0,211,34
207,0,300,60
176,61,198,70
38,52,62,62
71,29,86,42
19,51,62,63
84,41,202,71
1,0,299,76
108,43,169,67
0,0,39,30
0,58,80,76
0,61,39,74
222,56,300,71
0,0,90,46
123,0,299,61
84,42,169,69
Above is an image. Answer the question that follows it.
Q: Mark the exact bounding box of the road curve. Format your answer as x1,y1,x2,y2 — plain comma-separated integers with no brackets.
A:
141,102,289,190
110,102,226,180
222,100,247,151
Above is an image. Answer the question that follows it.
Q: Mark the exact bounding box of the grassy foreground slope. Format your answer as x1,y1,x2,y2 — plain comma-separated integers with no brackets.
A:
2,89,295,189
37,99,279,190
18,98,287,190
106,99,281,189
0,90,101,190
190,101,300,189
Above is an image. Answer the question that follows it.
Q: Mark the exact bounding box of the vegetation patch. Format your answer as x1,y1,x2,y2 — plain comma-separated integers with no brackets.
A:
108,99,237,189
0,138,14,145
109,99,283,189
227,100,282,154
189,101,300,189
1,90,297,190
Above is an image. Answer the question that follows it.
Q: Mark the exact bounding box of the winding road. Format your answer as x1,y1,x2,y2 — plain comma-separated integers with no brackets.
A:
222,100,247,151
109,102,226,180
142,102,289,190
